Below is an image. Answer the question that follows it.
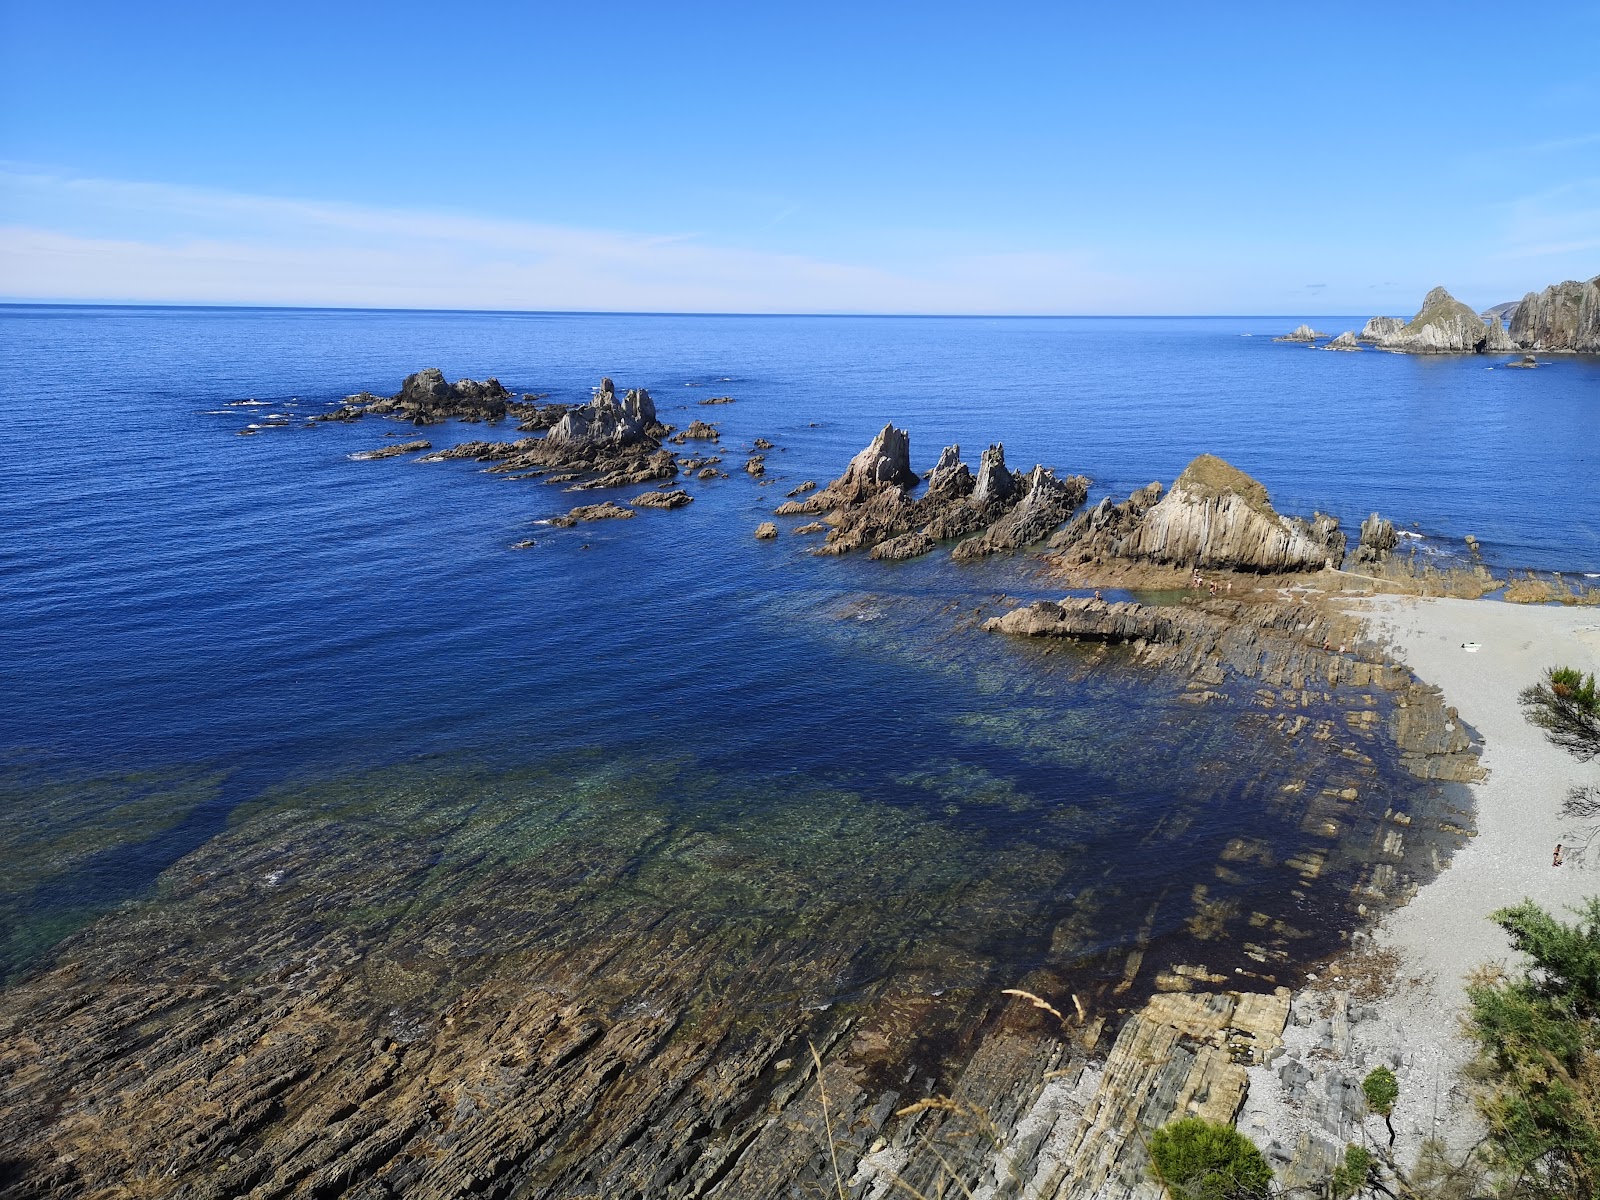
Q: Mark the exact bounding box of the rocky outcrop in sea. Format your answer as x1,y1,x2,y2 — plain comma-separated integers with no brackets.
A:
1507,274,1600,353
1363,287,1514,354
1273,324,1322,343
357,367,513,423
1357,316,1404,343
775,426,1089,560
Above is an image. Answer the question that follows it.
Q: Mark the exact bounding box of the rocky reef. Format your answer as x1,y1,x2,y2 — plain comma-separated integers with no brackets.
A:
1507,273,1600,353
1274,325,1322,343
774,425,1088,559
1321,331,1360,352
350,368,513,424
329,375,737,529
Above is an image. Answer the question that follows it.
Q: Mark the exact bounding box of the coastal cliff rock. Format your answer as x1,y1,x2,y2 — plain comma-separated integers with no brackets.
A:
1274,325,1321,343
1370,287,1513,354
1508,274,1600,352
1053,455,1344,573
1322,332,1360,352
1357,316,1404,343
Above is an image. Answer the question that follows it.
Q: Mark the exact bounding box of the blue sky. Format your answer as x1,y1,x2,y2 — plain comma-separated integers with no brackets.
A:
1,1,1596,313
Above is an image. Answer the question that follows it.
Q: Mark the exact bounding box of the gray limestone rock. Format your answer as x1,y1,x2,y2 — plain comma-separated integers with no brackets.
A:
1509,274,1600,352
1358,316,1405,342
971,443,1018,509
1372,287,1514,354
1322,331,1361,351
1274,324,1322,343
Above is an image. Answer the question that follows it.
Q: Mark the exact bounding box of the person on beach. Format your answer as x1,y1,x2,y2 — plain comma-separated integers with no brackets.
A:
1554,844,1564,867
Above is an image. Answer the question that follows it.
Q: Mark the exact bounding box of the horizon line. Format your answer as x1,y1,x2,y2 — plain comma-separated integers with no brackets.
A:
0,300,1391,321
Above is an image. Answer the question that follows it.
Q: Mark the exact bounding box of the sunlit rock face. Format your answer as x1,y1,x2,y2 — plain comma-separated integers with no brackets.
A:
1509,275,1600,353
1369,287,1513,354
1079,454,1346,573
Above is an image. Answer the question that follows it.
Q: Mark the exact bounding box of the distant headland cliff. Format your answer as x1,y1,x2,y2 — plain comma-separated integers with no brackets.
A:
1281,273,1599,355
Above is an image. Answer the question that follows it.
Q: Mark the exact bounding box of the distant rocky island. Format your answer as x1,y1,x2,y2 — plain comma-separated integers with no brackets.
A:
1278,273,1599,355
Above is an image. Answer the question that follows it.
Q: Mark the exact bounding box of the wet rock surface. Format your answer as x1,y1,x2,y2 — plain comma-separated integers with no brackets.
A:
0,608,1480,1200
350,439,432,461
985,595,1483,787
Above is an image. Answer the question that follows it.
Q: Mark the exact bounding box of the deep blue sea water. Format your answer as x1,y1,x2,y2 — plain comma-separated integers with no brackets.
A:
2,306,1596,995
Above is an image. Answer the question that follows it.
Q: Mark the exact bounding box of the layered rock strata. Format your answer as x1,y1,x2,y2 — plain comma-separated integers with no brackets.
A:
985,595,1483,785
1507,274,1600,352
1052,455,1345,574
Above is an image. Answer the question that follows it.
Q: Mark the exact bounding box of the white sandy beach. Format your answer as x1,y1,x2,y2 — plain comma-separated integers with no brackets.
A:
1242,595,1600,1172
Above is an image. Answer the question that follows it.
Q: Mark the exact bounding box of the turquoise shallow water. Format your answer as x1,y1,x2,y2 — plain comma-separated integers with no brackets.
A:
0,306,1593,989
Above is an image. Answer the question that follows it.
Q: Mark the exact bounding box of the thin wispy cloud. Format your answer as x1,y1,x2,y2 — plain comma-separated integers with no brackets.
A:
0,167,1137,313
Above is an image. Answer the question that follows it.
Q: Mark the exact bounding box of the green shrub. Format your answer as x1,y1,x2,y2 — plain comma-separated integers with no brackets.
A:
1147,1117,1273,1200
1520,666,1600,761
1465,898,1600,1198
1330,1143,1371,1199
1362,1065,1399,1145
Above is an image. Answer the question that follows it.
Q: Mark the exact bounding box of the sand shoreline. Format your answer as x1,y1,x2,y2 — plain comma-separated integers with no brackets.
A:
1240,594,1600,1178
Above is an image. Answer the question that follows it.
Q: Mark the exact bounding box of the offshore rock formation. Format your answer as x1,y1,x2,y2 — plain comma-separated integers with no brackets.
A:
1350,512,1398,565
1508,274,1600,352
401,377,689,502
1322,332,1360,352
360,368,512,423
1367,287,1513,354
1274,325,1322,343
777,429,1089,560
1357,316,1405,343
349,439,432,461
543,378,660,450
1052,455,1344,574
630,488,693,510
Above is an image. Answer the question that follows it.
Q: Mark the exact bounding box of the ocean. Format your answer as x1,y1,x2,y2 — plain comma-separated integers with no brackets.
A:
2,304,1596,1049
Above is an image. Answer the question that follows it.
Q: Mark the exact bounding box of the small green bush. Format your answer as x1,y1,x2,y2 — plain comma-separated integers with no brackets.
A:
1330,1143,1371,1199
1147,1117,1273,1200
